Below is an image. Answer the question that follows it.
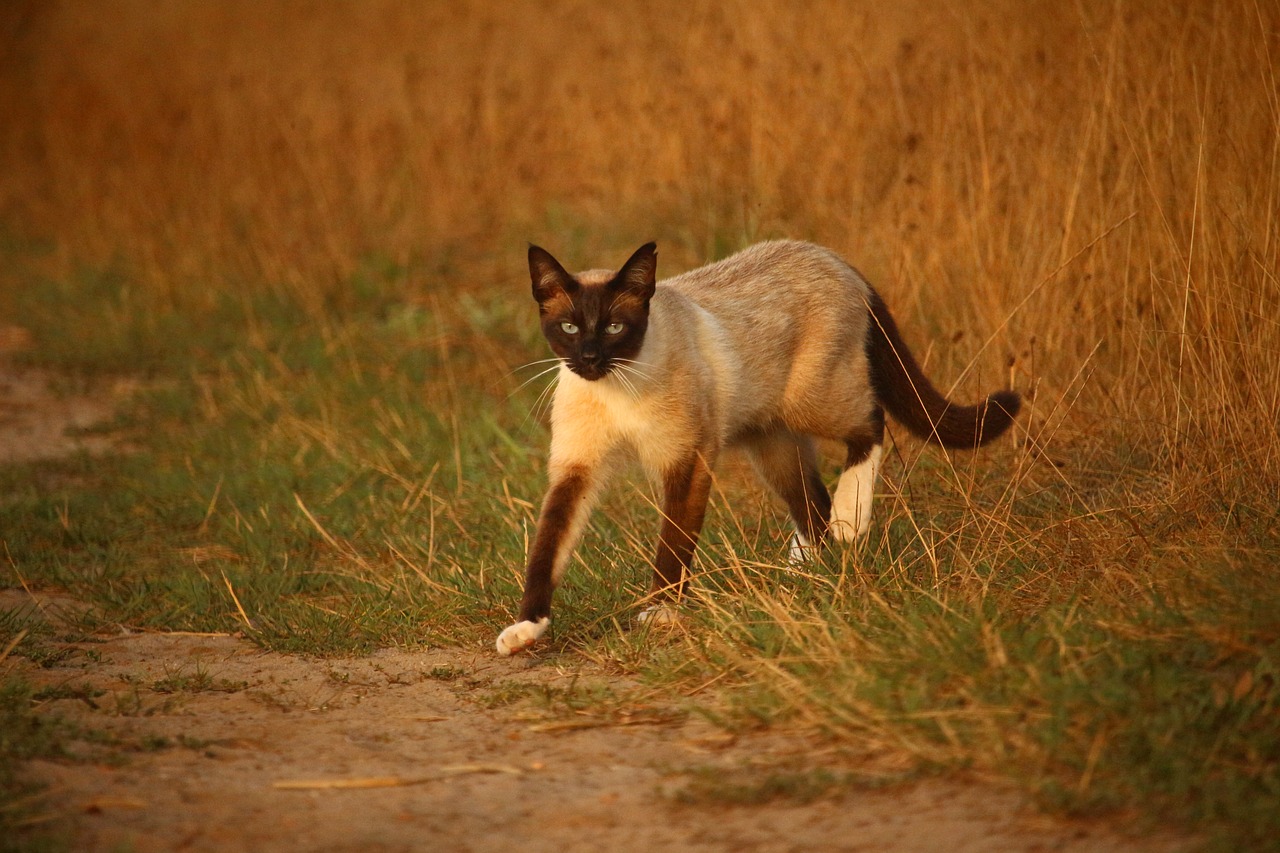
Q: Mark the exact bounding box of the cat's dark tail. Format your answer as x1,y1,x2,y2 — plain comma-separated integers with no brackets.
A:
865,287,1021,449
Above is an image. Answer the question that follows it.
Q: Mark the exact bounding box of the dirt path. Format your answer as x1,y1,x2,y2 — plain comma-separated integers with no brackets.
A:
2,358,1190,852
7,600,1185,853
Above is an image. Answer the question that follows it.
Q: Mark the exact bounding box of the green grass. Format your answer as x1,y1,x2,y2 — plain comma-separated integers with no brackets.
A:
149,664,247,696
692,558,1278,834
0,678,74,852
1,251,1278,851
674,765,917,806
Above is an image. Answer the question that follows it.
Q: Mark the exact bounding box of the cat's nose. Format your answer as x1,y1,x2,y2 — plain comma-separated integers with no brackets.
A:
580,347,603,366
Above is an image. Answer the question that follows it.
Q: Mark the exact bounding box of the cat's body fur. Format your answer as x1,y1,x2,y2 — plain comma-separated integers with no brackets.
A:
497,240,1019,655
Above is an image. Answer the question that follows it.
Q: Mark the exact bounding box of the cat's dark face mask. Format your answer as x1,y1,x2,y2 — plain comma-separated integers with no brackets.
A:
528,242,656,382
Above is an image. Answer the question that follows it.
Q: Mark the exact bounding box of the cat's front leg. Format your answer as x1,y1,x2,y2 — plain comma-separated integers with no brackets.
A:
497,464,601,655
646,452,716,615
495,616,550,655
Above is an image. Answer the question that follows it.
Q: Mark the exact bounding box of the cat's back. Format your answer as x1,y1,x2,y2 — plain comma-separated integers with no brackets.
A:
663,240,868,311
654,242,874,432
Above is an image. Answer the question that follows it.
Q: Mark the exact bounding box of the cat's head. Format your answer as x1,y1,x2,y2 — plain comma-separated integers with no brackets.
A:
527,242,657,381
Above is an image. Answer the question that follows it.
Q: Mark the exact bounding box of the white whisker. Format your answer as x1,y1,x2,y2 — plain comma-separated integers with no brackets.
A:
505,357,565,379
616,368,642,396
612,364,645,382
506,362,564,400
612,357,655,382
530,369,560,424
610,361,652,395
611,367,639,400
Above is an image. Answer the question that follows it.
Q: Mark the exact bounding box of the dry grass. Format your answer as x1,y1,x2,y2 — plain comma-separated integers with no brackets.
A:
3,0,1277,464
2,0,1279,845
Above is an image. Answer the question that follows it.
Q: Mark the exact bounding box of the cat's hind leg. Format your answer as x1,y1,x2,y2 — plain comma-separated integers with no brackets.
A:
830,409,885,541
744,431,831,562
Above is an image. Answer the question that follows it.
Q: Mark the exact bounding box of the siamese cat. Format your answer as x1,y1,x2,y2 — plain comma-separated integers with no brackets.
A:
496,240,1020,655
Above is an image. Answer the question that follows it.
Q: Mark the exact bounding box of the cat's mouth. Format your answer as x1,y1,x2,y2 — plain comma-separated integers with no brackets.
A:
570,361,610,381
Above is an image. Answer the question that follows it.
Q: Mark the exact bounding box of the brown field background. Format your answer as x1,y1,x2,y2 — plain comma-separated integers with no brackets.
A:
2,6,1278,839
1,0,1278,484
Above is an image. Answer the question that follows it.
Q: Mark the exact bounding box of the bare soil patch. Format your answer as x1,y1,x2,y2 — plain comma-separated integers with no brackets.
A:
6,591,1189,853
0,330,136,463
2,362,1191,851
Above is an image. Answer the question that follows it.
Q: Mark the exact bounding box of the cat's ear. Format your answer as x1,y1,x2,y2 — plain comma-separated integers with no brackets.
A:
529,245,577,304
614,241,657,300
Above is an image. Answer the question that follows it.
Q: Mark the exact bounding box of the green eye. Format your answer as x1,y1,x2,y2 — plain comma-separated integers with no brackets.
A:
560,322,579,335
604,322,625,335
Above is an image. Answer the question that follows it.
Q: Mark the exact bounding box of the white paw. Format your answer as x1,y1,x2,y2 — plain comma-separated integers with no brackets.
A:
495,617,550,655
787,530,816,564
637,603,681,626
830,445,882,542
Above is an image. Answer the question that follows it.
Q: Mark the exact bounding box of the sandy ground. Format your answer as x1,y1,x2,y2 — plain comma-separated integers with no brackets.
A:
6,605,1190,853
0,327,136,464
2,350,1192,852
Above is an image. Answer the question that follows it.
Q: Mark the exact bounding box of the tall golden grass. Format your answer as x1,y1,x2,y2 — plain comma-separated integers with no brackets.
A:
3,6,1277,834
2,0,1276,481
